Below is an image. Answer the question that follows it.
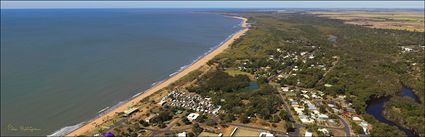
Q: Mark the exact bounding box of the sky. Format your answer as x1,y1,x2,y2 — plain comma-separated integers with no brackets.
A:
1,1,424,9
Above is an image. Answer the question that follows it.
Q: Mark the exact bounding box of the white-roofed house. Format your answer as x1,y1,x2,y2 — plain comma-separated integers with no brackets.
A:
187,113,200,122
305,131,313,137
177,132,186,137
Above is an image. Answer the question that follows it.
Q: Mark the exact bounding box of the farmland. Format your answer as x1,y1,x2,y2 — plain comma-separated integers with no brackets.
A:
312,10,424,32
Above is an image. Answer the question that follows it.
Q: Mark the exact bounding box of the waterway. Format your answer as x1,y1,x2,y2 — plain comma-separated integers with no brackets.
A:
366,86,420,136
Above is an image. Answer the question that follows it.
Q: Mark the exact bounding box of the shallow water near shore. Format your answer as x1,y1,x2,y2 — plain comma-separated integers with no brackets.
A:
1,9,241,136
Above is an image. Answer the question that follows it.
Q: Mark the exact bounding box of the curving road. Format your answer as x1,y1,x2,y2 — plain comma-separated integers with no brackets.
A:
273,83,351,137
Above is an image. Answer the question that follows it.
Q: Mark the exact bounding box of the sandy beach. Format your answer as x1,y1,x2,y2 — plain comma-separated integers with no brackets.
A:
66,16,249,136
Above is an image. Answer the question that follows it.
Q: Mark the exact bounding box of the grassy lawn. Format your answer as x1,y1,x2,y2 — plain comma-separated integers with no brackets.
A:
224,68,254,80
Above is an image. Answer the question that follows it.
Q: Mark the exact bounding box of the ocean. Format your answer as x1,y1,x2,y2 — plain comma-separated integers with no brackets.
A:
0,9,241,136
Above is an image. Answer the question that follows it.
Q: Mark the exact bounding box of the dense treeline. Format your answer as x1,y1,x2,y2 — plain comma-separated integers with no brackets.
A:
187,70,250,93
214,85,283,122
150,110,174,128
400,50,425,103
364,115,405,137
384,96,425,135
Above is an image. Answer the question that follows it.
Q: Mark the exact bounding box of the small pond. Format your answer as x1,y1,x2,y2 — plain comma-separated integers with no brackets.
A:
247,82,259,90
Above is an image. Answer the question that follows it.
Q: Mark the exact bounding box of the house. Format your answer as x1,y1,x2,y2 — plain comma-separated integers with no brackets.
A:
145,114,157,123
402,47,413,52
300,118,314,124
123,107,139,117
187,113,200,121
276,48,282,52
307,103,317,110
278,74,284,79
177,132,186,137
259,132,274,137
324,84,333,87
300,115,314,124
158,100,166,106
352,116,362,121
318,128,330,136
212,105,222,114
294,106,305,113
346,107,353,112
305,131,313,137
318,114,329,120
281,87,289,92
317,91,325,96
359,121,370,135
291,101,299,107
332,108,341,113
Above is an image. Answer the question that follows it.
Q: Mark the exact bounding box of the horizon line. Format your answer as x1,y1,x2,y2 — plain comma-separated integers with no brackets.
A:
1,1,424,9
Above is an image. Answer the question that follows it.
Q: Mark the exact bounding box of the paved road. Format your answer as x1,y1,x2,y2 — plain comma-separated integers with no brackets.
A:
337,115,351,137
98,117,128,135
271,83,301,137
316,115,351,136
272,83,352,137
227,123,288,135
147,118,197,137
317,56,340,85
148,126,192,137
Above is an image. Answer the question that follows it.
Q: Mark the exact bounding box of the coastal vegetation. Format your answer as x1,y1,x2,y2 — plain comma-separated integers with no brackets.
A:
187,70,250,93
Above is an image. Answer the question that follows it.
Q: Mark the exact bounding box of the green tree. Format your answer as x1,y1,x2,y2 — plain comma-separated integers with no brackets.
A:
240,113,250,123
139,120,149,127
182,117,192,125
187,132,195,137
192,123,203,135
205,118,217,126
224,114,235,122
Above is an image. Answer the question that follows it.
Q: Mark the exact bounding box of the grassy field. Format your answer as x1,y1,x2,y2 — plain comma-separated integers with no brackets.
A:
224,68,255,80
311,11,425,32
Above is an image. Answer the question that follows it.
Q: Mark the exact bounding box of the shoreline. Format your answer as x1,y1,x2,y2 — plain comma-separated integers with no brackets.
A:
63,16,249,136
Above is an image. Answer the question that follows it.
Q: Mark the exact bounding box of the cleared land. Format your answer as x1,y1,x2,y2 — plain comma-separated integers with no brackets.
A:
311,11,425,32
